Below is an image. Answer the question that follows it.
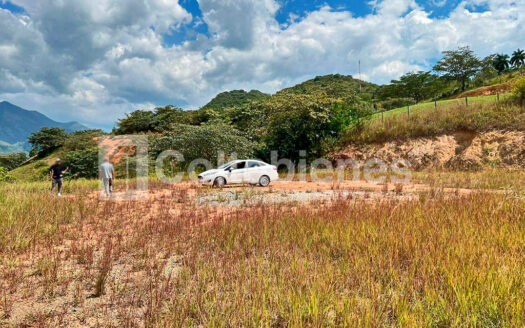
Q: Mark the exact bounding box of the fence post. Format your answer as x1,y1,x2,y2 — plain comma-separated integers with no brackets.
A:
497,93,500,101
434,99,437,112
407,105,410,118
465,97,468,106
381,111,384,125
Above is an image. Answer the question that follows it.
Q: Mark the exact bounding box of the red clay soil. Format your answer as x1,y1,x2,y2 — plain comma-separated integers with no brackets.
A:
452,82,513,98
95,137,136,164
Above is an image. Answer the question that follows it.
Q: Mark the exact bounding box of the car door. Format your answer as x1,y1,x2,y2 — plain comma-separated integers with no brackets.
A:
246,161,262,183
228,161,247,184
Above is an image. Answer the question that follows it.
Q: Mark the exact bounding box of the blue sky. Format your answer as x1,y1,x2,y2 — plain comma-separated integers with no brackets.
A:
0,0,523,130
163,0,465,46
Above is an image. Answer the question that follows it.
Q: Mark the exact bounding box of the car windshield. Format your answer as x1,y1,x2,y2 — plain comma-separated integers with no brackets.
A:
218,161,237,169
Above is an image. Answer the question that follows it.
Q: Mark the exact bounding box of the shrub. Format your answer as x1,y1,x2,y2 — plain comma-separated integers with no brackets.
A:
0,167,15,183
512,77,525,105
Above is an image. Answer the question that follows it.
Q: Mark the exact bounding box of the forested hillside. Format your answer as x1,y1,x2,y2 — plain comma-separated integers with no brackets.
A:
201,90,270,112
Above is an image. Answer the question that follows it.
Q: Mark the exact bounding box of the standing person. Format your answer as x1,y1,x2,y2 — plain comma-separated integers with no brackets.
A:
49,158,68,196
100,157,115,197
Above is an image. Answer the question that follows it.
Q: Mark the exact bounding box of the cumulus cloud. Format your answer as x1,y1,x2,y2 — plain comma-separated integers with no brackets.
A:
0,0,524,129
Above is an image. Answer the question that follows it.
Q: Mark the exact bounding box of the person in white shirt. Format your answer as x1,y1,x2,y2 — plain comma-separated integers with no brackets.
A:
99,157,115,197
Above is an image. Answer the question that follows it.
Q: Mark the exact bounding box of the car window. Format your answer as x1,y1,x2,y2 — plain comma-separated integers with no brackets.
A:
248,161,260,168
233,161,246,170
219,161,236,169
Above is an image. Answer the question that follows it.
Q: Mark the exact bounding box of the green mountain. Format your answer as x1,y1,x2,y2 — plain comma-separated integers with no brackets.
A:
0,101,87,154
202,90,270,112
277,74,379,101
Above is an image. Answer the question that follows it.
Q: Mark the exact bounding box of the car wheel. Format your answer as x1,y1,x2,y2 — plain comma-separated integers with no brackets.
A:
259,175,271,187
214,177,226,188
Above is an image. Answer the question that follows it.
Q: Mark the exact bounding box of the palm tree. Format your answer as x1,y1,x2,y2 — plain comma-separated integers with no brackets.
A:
511,49,525,75
493,54,510,84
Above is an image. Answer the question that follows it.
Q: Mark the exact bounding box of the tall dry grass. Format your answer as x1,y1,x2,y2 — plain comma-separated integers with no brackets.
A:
0,180,524,327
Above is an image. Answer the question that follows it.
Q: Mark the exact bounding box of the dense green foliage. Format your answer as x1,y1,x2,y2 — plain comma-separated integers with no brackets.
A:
0,153,27,171
114,106,194,134
262,94,369,160
62,148,99,179
150,123,256,167
62,129,103,151
28,127,68,157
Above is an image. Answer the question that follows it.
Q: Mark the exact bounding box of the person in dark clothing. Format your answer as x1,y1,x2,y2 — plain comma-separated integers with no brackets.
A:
49,158,68,196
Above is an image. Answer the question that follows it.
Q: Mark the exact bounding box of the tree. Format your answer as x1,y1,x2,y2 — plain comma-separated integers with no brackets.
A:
62,148,99,179
63,129,104,151
511,49,525,75
433,46,482,91
114,110,155,134
389,71,440,103
114,106,195,134
262,94,367,162
28,127,68,157
474,54,499,87
492,54,510,83
150,123,257,168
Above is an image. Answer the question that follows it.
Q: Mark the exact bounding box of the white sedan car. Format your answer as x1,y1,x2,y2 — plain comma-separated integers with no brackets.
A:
198,160,278,187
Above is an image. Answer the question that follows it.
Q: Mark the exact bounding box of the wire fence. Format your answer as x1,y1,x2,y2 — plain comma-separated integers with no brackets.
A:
372,93,507,124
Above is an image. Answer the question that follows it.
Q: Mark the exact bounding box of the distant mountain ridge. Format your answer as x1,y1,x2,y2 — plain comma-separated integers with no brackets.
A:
0,101,87,154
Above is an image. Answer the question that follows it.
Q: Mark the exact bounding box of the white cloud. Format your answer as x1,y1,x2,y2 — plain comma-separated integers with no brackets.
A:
0,0,524,129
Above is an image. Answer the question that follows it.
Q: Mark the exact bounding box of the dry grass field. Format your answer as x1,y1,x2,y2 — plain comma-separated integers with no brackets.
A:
0,171,524,327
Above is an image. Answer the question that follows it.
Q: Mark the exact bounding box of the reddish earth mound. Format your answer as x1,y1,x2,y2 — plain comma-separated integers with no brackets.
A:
452,82,513,98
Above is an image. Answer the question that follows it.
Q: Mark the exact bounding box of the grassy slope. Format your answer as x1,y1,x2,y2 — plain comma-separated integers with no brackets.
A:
344,99,525,145
374,94,511,120
9,152,61,181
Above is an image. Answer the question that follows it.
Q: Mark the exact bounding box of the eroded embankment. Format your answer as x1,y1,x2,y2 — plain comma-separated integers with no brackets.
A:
334,130,525,171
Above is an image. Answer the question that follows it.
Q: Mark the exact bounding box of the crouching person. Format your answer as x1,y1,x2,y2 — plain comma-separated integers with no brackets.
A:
100,157,115,197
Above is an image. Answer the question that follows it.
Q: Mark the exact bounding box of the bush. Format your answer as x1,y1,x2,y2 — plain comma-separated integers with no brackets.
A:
512,77,525,105
0,167,15,183
0,153,27,170
62,148,99,179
